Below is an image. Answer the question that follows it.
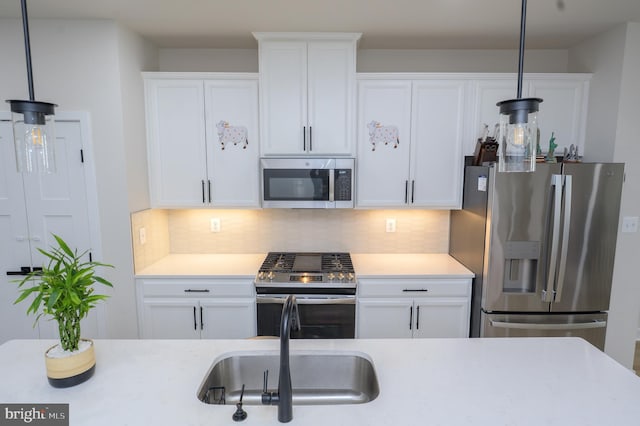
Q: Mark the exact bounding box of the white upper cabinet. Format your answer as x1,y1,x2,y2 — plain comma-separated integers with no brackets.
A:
356,80,412,207
144,74,260,208
526,75,590,157
356,76,466,209
464,74,590,156
255,33,361,156
410,80,465,208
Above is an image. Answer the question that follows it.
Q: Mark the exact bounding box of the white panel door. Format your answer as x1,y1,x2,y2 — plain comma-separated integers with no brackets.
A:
0,120,98,343
356,80,412,207
357,299,414,338
0,121,39,342
200,299,256,339
307,41,354,155
145,79,207,207
204,79,260,207
412,299,470,338
410,80,466,209
466,78,517,155
259,41,308,155
526,78,588,156
142,299,200,339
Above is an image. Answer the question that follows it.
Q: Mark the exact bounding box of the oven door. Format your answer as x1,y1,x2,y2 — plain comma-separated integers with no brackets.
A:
257,294,355,339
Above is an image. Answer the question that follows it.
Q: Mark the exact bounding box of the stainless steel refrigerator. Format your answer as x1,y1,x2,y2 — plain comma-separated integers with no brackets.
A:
450,162,624,350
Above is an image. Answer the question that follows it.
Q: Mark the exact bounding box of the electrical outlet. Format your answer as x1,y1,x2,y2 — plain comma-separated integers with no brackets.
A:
210,218,221,233
139,227,146,245
386,218,396,233
621,216,639,233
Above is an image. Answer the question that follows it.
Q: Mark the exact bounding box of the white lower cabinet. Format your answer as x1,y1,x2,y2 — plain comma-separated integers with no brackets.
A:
137,278,256,339
357,279,471,338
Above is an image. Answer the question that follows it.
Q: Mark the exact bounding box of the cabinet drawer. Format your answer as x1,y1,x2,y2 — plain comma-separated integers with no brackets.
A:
358,278,470,298
139,278,255,298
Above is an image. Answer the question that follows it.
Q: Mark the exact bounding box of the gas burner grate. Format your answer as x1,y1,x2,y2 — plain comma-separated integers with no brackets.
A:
259,252,296,272
321,253,354,273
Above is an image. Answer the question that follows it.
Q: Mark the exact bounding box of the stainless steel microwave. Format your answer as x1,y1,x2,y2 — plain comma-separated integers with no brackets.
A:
260,158,354,208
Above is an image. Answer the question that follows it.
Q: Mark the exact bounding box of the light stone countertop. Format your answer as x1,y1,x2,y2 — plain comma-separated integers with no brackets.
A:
1,338,639,425
135,253,473,279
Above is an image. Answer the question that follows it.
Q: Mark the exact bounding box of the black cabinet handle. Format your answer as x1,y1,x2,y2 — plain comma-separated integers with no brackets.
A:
200,306,204,330
193,306,197,330
184,289,210,293
303,126,306,151
409,306,413,330
6,266,33,276
208,180,212,203
201,180,206,204
404,181,409,204
416,306,420,330
402,289,429,292
309,126,313,151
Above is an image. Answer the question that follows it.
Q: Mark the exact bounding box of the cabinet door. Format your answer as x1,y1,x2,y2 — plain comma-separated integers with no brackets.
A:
410,80,466,209
200,299,256,339
357,299,413,338
141,299,201,339
204,80,260,207
259,41,308,155
307,41,355,155
465,78,517,155
356,80,412,207
0,122,38,343
526,77,588,156
145,79,207,207
412,298,470,338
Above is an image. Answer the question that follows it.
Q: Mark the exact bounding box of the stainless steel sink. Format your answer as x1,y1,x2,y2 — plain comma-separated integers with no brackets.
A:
197,351,379,405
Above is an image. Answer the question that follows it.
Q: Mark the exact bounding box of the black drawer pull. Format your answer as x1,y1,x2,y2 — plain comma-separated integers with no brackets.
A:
184,289,210,293
402,289,429,292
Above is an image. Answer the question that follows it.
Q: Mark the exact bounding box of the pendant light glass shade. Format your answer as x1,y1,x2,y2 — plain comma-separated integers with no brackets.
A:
497,97,542,173
8,100,56,173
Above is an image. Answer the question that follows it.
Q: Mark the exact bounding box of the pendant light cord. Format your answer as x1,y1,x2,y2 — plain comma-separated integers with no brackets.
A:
20,0,35,101
516,0,527,99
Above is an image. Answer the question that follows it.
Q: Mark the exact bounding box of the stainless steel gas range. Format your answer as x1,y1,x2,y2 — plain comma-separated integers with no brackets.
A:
254,252,356,339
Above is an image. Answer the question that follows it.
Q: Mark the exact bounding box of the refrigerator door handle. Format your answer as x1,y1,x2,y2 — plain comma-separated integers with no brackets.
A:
554,175,572,303
490,319,607,330
543,174,563,303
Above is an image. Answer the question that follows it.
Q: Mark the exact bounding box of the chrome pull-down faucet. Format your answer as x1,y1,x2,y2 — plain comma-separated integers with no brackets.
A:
261,295,301,423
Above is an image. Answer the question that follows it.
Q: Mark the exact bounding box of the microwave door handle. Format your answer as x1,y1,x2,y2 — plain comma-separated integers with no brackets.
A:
544,174,563,303
329,169,335,202
554,174,572,303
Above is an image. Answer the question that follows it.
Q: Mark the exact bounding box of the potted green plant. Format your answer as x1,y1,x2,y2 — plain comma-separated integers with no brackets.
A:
14,234,113,388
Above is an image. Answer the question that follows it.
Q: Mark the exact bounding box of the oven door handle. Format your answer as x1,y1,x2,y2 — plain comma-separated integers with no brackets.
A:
256,296,355,305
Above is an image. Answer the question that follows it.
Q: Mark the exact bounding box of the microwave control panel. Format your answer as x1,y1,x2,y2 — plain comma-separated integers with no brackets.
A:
335,169,352,201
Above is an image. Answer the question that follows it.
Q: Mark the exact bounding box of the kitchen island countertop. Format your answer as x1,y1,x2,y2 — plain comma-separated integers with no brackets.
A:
1,337,639,425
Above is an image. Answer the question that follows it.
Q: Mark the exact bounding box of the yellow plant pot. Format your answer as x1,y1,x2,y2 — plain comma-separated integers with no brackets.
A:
45,339,96,388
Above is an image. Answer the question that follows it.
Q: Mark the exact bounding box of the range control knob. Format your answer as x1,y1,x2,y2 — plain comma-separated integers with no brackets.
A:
257,271,266,280
327,272,335,281
347,273,355,281
267,271,275,280
338,272,345,281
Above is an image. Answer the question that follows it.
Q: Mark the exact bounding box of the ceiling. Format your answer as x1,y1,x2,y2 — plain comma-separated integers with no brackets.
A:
1,0,640,50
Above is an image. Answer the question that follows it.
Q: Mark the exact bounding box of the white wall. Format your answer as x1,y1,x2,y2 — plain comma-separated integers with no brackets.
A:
158,48,569,73
0,19,158,339
569,23,640,368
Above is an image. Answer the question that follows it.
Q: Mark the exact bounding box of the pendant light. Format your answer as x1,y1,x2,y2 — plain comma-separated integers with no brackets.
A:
6,0,57,174
497,0,542,173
